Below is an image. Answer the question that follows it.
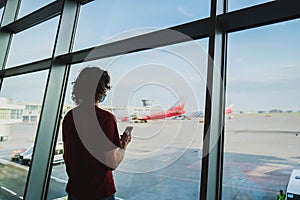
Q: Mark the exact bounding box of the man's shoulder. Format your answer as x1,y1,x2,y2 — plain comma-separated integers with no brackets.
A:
96,106,113,116
62,109,74,123
95,107,116,120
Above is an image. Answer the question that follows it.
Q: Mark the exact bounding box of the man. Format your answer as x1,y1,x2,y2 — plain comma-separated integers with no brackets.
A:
63,67,131,200
277,190,285,200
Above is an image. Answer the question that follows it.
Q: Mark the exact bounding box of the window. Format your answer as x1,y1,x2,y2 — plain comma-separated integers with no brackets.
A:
0,70,48,199
223,19,300,199
74,0,209,50
18,0,55,19
5,17,58,68
0,109,10,119
0,8,3,22
1,0,299,199
47,39,208,199
228,0,275,12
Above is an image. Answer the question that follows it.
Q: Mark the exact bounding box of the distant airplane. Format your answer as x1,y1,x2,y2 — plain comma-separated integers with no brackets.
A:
192,104,233,117
121,97,186,123
225,104,233,115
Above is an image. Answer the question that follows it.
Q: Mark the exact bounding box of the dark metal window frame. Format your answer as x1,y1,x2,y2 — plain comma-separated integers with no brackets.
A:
0,0,299,199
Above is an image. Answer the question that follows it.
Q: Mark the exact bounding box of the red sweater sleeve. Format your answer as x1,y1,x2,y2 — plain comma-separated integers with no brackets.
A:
100,113,121,149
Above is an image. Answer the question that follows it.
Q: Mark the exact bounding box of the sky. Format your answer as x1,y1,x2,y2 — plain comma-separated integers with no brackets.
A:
0,0,300,112
66,39,208,113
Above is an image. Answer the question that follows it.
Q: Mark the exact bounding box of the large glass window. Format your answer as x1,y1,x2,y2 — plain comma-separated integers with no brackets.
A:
47,39,208,199
74,0,210,50
5,17,58,68
223,19,300,199
1,0,299,199
0,70,48,200
18,0,55,19
228,0,275,12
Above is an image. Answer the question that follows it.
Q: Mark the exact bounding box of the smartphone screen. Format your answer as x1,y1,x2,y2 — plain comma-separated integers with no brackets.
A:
124,126,133,136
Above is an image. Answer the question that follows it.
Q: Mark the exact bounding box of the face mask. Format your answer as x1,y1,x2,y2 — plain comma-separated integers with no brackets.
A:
100,95,106,103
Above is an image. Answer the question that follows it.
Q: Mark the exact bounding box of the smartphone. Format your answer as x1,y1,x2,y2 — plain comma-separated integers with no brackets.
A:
124,126,133,136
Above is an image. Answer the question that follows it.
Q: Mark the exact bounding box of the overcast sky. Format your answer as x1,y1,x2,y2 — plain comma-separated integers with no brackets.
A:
0,0,299,112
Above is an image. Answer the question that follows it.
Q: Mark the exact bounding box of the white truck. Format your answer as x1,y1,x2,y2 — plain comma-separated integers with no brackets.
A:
286,169,300,200
20,142,64,165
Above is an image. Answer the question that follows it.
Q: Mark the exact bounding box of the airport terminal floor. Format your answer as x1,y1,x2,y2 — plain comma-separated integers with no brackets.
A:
0,0,300,200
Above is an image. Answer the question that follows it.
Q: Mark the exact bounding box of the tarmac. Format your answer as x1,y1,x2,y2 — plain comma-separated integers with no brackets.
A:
0,113,299,200
112,113,300,200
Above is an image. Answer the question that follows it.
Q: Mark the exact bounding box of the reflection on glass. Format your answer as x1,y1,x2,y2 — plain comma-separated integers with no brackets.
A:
47,39,207,199
0,70,48,200
0,8,3,22
74,0,209,50
228,0,274,12
18,0,55,19
223,20,300,199
6,17,58,68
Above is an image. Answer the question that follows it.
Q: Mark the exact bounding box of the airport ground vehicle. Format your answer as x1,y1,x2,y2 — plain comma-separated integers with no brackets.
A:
19,145,33,165
286,169,300,200
20,142,64,165
52,142,64,164
0,135,8,141
10,148,26,161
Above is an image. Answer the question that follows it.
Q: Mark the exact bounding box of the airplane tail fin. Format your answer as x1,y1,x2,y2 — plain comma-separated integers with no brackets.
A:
225,104,233,114
168,96,186,110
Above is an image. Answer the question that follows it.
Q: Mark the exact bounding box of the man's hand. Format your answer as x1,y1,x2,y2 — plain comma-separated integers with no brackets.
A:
121,131,131,149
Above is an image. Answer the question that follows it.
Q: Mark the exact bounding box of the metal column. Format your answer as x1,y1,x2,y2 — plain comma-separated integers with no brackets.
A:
0,0,21,87
200,0,227,199
24,0,81,199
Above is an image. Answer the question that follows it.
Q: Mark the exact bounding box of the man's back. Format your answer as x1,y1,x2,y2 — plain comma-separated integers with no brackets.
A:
63,105,121,199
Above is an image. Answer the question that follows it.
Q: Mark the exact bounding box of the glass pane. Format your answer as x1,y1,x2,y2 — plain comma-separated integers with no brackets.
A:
223,19,300,199
6,17,58,68
0,8,3,23
0,70,48,200
228,0,275,12
18,0,55,19
74,0,210,50
47,39,208,199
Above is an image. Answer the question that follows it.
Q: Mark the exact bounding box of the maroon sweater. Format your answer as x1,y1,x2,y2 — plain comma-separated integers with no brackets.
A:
62,105,121,199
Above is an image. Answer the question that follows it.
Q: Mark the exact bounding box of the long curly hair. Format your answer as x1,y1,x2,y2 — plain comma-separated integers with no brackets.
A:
71,67,111,105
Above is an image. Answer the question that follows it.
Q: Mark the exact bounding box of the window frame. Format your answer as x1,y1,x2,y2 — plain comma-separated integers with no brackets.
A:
0,0,299,199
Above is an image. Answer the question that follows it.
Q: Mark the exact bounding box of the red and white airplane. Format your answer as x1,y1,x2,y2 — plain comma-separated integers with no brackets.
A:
121,98,233,123
121,97,185,123
225,104,233,115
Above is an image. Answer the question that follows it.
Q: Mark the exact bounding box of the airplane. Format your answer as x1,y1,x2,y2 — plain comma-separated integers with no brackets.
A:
225,104,233,115
192,104,233,117
195,104,233,123
225,104,234,119
121,98,233,123
121,97,186,123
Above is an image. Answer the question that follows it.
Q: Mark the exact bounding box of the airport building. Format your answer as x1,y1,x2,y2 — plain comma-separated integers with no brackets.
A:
0,1,299,200
141,99,152,108
22,103,42,124
0,97,24,141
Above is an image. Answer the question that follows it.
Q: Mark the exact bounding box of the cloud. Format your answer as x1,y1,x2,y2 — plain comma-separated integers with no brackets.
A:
178,6,195,18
